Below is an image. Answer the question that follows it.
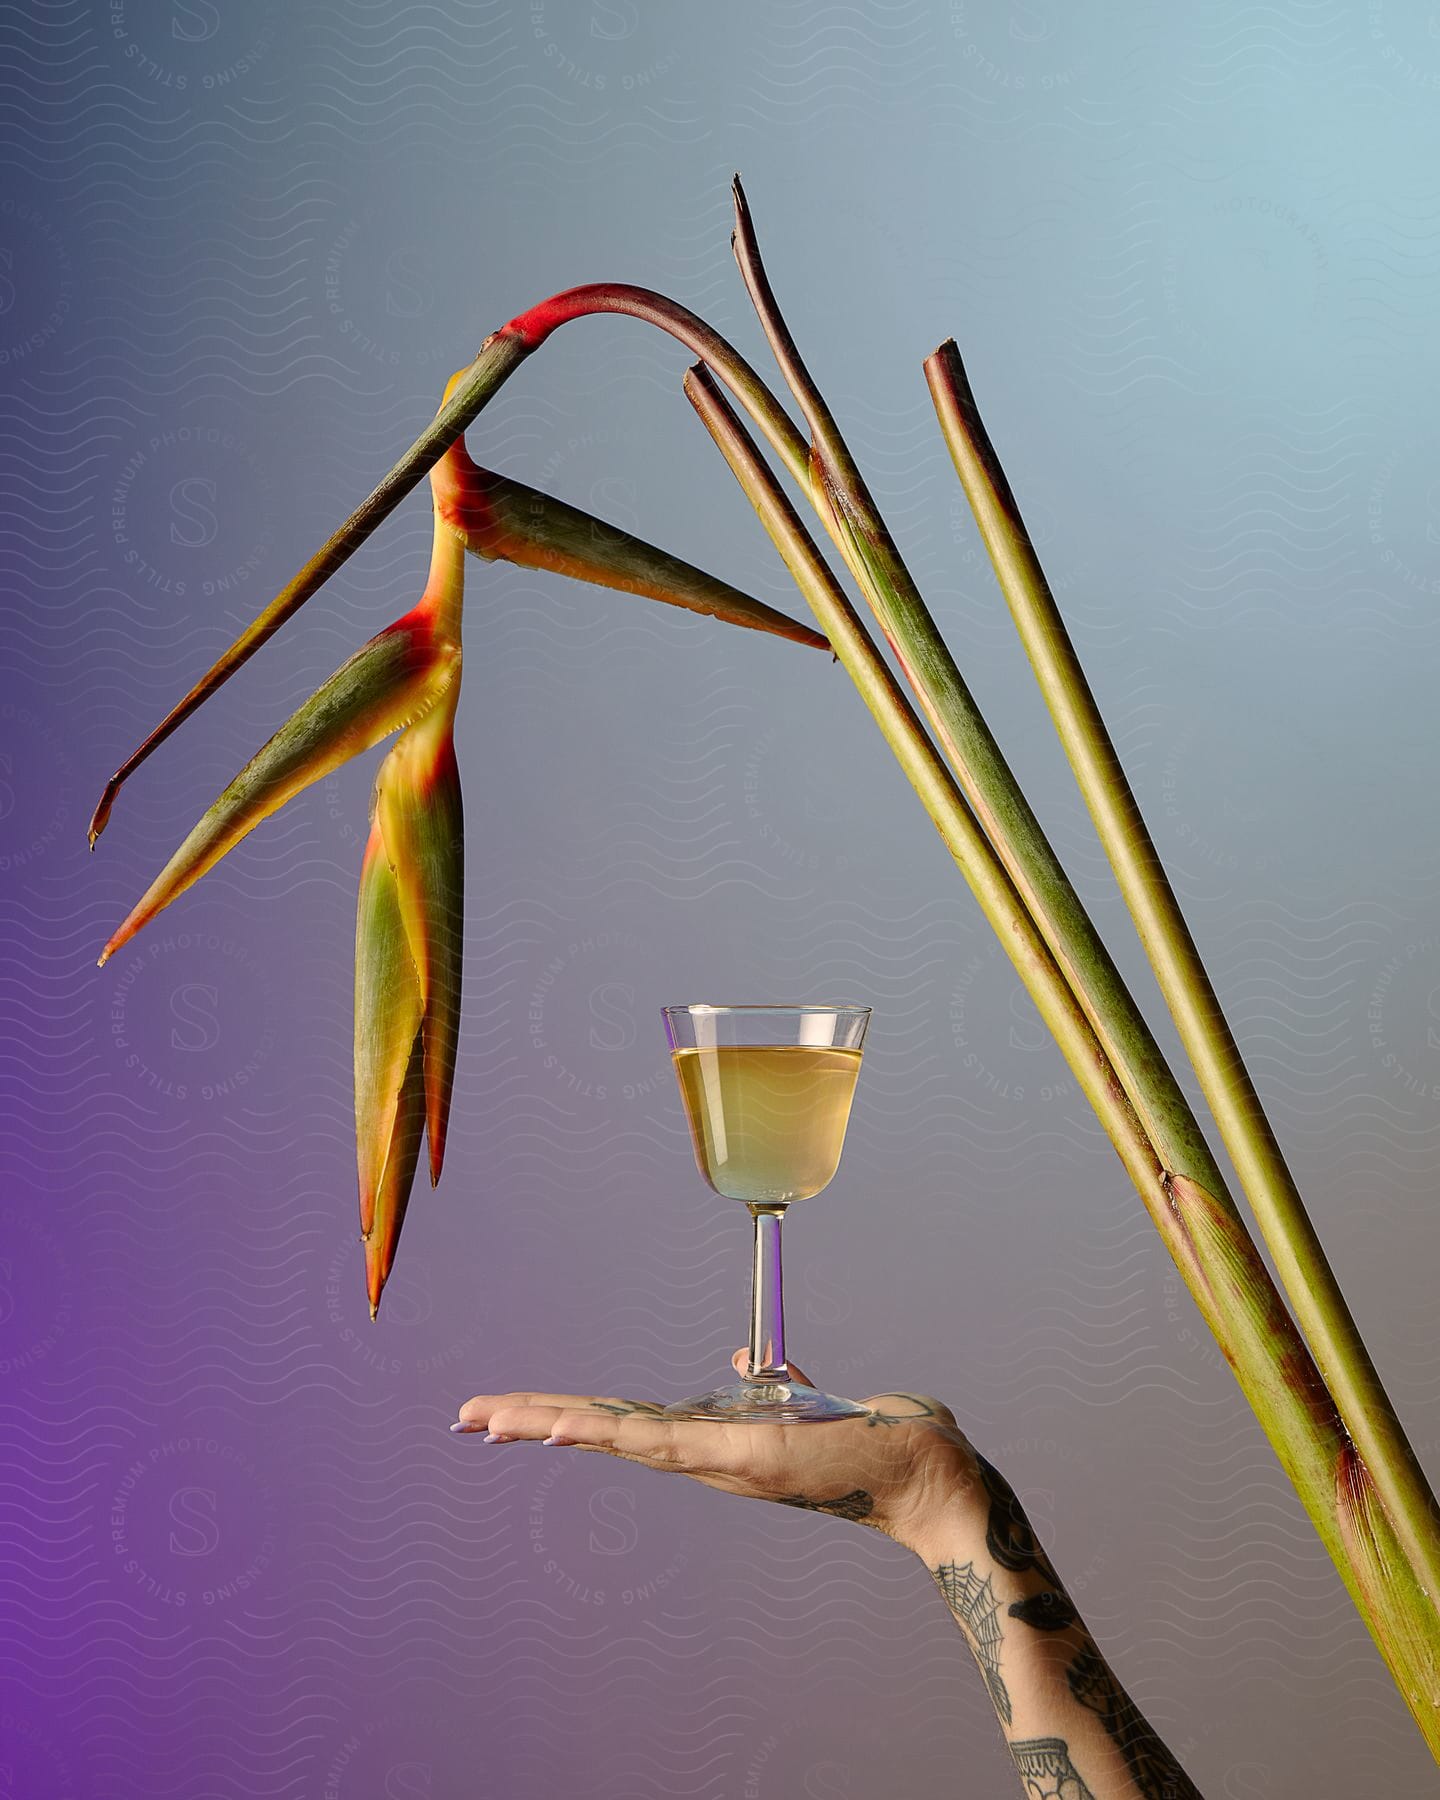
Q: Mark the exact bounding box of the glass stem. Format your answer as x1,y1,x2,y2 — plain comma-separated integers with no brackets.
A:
746,1205,791,1385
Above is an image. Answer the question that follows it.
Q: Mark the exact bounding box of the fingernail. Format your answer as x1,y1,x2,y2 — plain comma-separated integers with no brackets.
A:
542,1435,574,1447
483,1432,512,1443
449,1421,483,1434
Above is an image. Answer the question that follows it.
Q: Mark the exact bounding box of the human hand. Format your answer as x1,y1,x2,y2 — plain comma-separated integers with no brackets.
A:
452,1350,987,1554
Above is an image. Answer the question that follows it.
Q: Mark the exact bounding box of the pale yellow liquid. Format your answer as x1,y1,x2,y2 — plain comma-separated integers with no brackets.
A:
671,1044,862,1204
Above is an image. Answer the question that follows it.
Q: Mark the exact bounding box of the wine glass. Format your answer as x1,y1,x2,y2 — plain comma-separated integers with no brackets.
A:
659,1002,871,1422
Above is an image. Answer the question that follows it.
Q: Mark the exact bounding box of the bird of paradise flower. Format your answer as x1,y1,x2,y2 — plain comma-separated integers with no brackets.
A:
95,367,827,1316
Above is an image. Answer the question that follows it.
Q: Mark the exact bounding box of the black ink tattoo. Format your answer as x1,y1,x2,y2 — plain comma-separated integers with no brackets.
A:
1009,1738,1096,1800
1008,1590,1079,1632
775,1489,876,1523
586,1401,666,1418
1066,1645,1202,1800
978,1454,1080,1635
933,1560,1011,1725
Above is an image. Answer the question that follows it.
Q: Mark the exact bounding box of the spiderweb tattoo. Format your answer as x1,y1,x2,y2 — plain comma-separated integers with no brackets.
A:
933,1559,1011,1724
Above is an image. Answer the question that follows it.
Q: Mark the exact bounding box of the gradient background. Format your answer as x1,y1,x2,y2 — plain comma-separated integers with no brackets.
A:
4,3,1440,1795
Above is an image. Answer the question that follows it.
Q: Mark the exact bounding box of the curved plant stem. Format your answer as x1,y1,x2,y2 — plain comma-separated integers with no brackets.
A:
688,359,1440,1755
88,286,810,847
924,336,1440,1625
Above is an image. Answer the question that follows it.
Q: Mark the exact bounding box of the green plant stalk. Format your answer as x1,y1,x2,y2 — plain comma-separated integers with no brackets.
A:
685,369,1159,1186
686,362,1440,1752
923,337,1440,1624
728,181,1440,1725
726,181,1223,1210
727,182,1440,1694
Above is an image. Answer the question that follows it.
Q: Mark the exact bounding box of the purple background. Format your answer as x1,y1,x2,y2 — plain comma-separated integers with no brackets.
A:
5,3,1440,1794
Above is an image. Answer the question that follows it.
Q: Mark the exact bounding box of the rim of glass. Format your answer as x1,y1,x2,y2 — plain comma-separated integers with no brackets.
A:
661,1002,870,1015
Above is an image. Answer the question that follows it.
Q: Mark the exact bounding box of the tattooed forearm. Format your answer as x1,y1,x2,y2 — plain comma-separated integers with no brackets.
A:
1010,1737,1096,1800
933,1560,1012,1725
924,1467,1202,1800
775,1489,876,1523
1067,1645,1202,1800
978,1454,1080,1635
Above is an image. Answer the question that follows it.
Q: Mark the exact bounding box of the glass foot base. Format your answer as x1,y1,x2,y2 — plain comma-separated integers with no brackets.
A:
661,1379,870,1423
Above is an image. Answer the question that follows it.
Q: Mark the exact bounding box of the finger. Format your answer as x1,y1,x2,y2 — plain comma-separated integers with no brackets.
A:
729,1346,817,1388
455,1397,673,1441
482,1402,780,1492
457,1400,667,1457
544,1407,746,1476
453,1390,660,1429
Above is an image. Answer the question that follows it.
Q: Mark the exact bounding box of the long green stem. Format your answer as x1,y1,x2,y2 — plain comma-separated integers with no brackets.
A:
924,337,1440,1622
687,361,1440,1753
727,181,1224,1209
727,178,1440,1736
682,366,1167,1208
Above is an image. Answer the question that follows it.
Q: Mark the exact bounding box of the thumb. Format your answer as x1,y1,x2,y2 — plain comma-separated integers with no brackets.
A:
732,1346,816,1388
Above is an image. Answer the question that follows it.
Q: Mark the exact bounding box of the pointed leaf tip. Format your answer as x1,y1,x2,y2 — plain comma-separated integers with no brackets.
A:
428,396,827,653
100,611,456,965
363,1021,426,1321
